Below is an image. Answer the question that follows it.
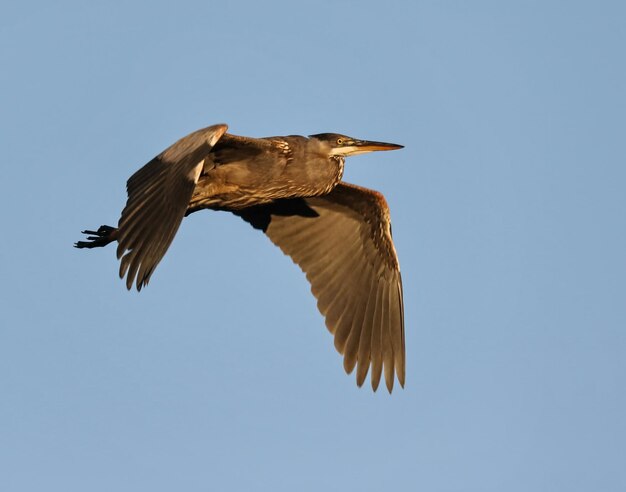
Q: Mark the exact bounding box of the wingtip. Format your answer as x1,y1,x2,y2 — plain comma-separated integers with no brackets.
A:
343,353,357,375
356,361,369,388
371,371,383,392
208,123,229,146
371,379,380,392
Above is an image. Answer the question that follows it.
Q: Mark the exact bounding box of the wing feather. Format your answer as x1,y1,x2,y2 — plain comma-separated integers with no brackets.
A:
115,124,227,290
356,281,378,387
235,182,405,392
370,281,388,391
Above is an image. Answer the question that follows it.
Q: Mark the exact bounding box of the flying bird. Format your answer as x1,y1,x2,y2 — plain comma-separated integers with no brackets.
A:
76,124,405,392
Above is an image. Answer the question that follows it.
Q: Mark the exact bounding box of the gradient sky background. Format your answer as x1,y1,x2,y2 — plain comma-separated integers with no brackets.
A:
1,1,625,491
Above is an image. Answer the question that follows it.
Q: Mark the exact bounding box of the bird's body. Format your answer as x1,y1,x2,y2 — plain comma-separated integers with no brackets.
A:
188,133,346,211
77,124,406,392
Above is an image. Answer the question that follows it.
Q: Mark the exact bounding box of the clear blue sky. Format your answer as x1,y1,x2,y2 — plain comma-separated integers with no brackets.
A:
1,1,625,491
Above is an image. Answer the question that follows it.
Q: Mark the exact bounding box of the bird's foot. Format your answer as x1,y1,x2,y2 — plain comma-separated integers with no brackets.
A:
75,225,118,248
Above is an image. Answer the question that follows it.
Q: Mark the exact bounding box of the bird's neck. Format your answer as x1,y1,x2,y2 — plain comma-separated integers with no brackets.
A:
331,155,346,183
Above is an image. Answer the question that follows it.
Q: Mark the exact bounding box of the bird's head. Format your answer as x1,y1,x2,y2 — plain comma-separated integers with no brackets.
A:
310,133,404,157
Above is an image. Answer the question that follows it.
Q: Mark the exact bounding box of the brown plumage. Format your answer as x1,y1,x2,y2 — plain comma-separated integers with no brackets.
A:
76,123,405,392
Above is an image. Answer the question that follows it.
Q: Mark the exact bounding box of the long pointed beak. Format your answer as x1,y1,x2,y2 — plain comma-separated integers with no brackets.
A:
355,139,404,152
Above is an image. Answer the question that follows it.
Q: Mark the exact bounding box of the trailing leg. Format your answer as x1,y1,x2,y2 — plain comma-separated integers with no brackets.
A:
75,225,118,249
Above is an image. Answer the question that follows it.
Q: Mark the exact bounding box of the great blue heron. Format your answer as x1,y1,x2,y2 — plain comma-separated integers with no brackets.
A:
76,124,405,392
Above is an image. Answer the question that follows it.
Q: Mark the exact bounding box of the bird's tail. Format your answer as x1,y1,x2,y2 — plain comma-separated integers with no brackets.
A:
75,225,118,249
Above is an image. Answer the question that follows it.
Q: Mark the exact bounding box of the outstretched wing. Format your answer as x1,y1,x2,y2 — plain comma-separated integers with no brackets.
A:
117,124,228,290
236,182,405,392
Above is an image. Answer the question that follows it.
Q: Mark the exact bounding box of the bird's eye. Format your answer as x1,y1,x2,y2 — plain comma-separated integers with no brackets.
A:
336,138,344,145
